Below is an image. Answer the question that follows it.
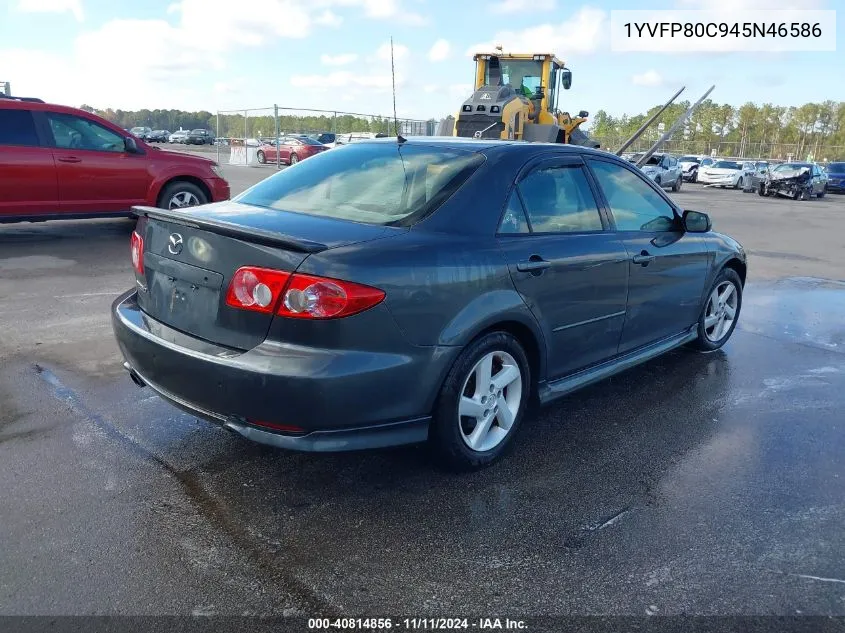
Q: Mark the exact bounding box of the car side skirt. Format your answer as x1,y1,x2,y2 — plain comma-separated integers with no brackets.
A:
538,326,698,405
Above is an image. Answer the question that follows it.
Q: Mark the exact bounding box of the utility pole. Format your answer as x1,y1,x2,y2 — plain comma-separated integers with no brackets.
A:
1,82,10,96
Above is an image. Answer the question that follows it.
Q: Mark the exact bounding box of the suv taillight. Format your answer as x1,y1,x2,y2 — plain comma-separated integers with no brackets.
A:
225,267,385,319
130,231,144,275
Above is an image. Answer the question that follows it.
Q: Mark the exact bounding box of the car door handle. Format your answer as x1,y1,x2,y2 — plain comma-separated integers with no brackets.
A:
516,257,552,273
57,156,81,163
632,251,656,265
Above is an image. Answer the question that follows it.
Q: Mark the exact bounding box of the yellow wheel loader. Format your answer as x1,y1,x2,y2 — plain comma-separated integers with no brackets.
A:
453,50,599,147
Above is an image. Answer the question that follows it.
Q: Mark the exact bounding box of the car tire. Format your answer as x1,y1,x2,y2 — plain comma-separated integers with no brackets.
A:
157,181,209,210
688,268,743,352
672,177,681,192
257,151,266,164
735,177,743,190
654,176,661,188
691,169,698,183
290,153,299,165
818,190,825,198
429,331,532,472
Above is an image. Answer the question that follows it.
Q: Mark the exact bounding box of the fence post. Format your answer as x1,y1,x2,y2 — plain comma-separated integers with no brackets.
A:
216,111,220,165
244,110,248,166
333,111,337,133
274,104,280,171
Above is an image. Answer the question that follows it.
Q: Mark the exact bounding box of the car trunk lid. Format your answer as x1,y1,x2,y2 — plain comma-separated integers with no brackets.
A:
132,203,394,350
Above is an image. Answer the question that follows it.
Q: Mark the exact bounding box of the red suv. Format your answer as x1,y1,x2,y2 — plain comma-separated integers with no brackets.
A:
0,95,230,223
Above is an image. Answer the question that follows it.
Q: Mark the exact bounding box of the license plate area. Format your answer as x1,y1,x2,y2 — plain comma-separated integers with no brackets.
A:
143,253,224,334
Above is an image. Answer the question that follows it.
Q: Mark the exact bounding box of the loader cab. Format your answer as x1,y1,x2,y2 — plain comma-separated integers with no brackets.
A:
475,53,570,115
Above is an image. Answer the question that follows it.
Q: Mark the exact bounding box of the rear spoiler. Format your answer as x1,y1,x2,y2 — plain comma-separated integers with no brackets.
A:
131,206,328,254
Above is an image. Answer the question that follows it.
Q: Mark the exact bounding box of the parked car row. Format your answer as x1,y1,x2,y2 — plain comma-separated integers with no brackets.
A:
626,151,836,200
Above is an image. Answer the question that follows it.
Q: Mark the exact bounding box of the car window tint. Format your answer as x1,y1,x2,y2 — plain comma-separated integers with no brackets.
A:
517,165,602,233
498,190,530,234
0,109,40,147
47,113,124,152
588,159,676,232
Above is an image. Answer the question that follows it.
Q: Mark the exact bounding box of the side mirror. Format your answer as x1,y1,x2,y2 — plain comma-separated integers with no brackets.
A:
560,68,572,90
124,136,142,154
683,210,711,233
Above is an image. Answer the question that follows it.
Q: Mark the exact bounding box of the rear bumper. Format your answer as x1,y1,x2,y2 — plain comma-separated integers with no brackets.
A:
111,290,457,451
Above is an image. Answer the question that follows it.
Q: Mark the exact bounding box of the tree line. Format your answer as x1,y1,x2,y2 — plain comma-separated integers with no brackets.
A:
588,100,845,160
80,105,431,138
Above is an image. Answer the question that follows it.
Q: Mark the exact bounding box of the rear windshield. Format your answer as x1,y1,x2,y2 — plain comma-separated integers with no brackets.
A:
236,143,485,226
713,160,741,169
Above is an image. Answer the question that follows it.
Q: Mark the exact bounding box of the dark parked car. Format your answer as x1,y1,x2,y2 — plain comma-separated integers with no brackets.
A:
113,138,746,470
147,129,171,143
759,162,828,200
186,129,214,145
824,161,845,193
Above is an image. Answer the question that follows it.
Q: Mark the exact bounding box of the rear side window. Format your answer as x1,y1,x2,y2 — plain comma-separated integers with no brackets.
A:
0,109,40,147
516,165,603,233
236,143,485,226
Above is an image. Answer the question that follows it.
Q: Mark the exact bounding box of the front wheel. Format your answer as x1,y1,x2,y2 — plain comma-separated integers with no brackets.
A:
289,153,299,165
429,332,531,471
158,181,208,210
672,176,681,192
735,177,743,190
689,268,743,352
257,151,266,164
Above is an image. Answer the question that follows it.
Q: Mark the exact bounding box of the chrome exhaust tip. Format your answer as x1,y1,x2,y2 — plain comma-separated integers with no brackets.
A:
123,361,146,388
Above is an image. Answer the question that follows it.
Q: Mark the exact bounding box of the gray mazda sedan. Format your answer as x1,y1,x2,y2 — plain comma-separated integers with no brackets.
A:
112,137,746,470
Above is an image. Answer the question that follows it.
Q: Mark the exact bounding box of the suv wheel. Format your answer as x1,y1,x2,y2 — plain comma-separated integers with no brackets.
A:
429,332,531,471
672,176,682,192
158,181,208,210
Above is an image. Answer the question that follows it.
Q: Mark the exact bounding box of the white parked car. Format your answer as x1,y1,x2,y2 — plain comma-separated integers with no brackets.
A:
168,130,189,143
697,160,756,189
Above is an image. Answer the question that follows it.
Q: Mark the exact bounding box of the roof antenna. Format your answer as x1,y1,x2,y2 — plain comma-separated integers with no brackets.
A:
390,36,406,144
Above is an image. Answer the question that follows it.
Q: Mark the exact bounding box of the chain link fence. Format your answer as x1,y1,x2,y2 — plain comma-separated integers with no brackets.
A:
214,105,436,167
595,134,845,163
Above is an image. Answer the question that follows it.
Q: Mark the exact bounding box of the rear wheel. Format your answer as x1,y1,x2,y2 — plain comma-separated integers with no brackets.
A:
158,181,208,210
290,153,299,165
689,268,742,352
257,151,266,164
429,332,531,471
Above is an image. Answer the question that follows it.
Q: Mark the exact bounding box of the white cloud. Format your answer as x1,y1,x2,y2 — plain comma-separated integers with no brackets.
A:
467,7,607,56
321,53,359,65
314,9,343,26
312,0,428,24
491,0,554,14
631,69,664,87
15,0,83,21
428,39,450,62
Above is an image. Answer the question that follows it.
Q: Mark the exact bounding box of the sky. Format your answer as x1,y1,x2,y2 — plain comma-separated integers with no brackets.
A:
0,0,842,122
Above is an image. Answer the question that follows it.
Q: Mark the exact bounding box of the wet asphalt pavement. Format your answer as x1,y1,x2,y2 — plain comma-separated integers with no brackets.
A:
1,170,845,617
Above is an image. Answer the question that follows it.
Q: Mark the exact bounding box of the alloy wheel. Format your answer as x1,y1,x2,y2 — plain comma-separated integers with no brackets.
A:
457,350,523,453
704,281,738,342
168,191,200,209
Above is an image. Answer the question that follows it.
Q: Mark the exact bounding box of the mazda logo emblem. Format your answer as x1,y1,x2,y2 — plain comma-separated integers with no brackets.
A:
168,233,183,255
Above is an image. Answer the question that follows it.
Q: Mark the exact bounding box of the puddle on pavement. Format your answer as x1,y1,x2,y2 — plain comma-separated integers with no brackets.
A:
741,277,845,353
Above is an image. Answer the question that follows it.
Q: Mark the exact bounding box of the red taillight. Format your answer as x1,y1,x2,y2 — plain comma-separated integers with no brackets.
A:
130,230,144,275
225,267,291,314
224,267,385,319
278,273,385,319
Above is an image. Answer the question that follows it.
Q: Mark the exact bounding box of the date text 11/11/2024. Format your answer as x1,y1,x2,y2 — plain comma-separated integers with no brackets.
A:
308,618,528,630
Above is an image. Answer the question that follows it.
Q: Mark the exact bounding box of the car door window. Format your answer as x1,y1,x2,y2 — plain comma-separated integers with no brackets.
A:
588,159,677,232
497,190,530,234
46,113,125,153
516,165,603,233
0,109,40,147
